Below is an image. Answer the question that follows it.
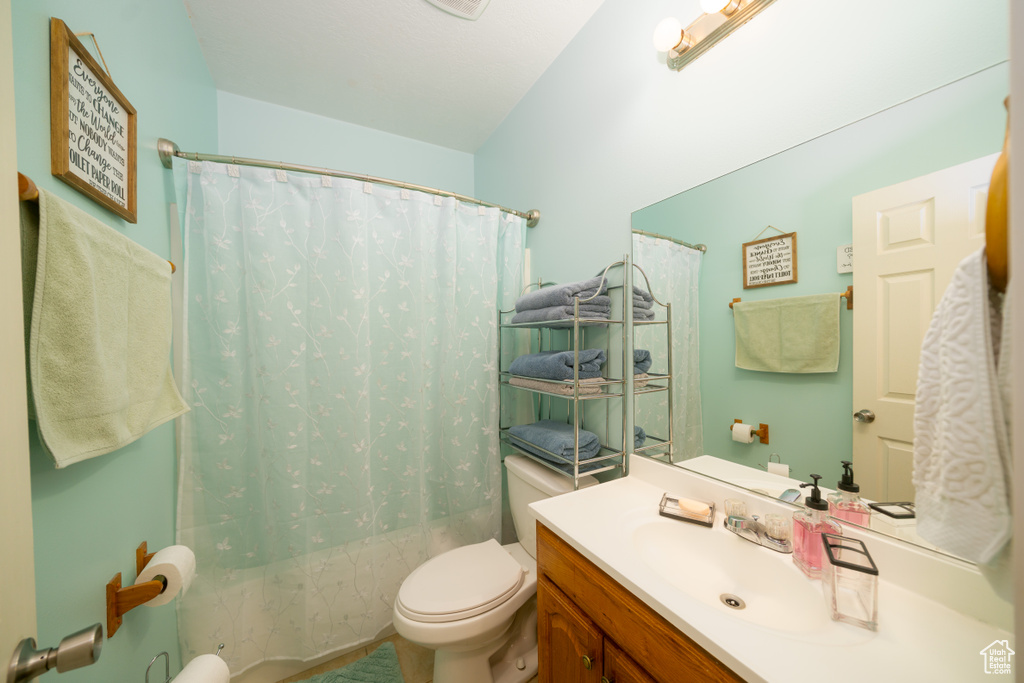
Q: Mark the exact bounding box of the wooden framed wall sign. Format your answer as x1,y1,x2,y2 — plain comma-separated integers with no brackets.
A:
50,18,137,222
742,232,797,289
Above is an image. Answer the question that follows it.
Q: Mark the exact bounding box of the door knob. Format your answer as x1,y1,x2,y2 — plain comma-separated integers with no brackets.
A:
6,624,102,683
853,409,875,423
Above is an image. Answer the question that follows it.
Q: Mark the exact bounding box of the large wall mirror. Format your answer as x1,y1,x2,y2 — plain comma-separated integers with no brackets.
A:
629,62,1009,560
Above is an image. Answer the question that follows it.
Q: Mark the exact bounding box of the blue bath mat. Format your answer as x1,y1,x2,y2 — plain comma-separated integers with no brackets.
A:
299,642,405,683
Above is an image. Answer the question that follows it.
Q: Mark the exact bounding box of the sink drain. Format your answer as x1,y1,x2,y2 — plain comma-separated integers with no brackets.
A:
720,593,746,610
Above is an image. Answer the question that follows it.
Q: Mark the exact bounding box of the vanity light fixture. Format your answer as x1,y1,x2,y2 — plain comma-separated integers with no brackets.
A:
700,0,741,15
654,0,777,71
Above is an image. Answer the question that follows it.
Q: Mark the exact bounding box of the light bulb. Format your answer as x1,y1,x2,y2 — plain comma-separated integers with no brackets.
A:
700,0,731,12
652,17,683,52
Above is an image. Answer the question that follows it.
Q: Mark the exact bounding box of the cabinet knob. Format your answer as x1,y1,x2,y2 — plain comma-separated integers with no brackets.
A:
602,677,613,683
582,655,594,670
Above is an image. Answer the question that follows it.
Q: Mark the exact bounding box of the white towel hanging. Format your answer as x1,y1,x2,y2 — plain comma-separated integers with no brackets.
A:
913,248,1012,564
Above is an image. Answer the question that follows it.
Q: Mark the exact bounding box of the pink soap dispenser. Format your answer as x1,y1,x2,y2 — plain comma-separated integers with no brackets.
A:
828,460,871,526
792,474,842,579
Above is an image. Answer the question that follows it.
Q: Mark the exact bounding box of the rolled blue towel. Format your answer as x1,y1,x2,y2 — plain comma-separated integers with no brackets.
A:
634,349,653,374
509,350,606,380
509,421,602,463
511,305,611,326
633,286,654,303
633,296,654,310
635,425,647,449
515,277,608,312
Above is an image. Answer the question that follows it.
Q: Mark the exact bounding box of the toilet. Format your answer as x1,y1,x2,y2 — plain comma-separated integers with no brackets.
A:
392,454,598,683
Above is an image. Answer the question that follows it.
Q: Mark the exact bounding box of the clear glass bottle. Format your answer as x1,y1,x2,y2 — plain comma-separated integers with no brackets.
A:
827,460,871,526
793,474,843,579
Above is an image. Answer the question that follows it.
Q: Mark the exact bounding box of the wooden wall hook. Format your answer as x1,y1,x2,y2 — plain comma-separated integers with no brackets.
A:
840,286,853,310
106,542,165,638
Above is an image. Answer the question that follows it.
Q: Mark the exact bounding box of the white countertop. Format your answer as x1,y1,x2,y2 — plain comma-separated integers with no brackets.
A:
529,455,1012,682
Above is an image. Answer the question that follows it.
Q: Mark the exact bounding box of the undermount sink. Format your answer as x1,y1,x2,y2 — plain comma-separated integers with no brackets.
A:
631,517,874,645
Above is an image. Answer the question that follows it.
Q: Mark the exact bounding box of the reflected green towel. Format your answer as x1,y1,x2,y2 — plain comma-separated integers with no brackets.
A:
733,293,841,373
21,189,188,468
298,642,405,682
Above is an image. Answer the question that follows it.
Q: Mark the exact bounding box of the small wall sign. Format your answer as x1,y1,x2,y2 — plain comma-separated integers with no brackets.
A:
742,232,798,289
837,244,853,273
50,18,137,222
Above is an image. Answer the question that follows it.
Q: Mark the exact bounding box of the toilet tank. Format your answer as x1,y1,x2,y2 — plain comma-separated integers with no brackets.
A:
504,454,599,558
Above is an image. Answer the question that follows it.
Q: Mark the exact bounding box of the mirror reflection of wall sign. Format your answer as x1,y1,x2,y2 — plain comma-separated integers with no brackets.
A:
50,18,137,223
838,244,853,273
742,232,798,289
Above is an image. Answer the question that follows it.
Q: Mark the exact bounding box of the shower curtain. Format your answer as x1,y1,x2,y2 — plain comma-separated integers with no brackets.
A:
632,233,703,460
173,159,524,675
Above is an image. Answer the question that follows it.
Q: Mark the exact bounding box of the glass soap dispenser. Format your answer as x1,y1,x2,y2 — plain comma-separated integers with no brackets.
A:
792,474,842,579
828,460,871,526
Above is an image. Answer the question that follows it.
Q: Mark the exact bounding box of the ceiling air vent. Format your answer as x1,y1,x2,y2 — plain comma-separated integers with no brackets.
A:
424,0,492,21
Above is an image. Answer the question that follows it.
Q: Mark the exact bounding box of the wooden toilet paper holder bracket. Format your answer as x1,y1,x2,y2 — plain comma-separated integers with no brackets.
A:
106,541,166,638
730,418,770,444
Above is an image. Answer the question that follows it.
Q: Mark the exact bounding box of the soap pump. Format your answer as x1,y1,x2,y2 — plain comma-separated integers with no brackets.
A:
792,474,843,579
828,461,871,526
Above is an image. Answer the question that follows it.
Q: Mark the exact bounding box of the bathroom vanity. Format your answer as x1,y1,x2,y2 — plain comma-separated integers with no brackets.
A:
537,523,741,682
530,456,1013,683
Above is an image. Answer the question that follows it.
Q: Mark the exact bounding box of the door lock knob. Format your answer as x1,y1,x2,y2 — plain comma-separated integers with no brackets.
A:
7,624,102,683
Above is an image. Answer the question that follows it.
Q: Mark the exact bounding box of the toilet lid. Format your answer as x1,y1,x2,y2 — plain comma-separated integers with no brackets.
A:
395,539,526,623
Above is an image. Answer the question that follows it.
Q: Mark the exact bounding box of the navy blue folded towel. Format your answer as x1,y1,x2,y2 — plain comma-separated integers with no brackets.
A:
510,304,611,326
509,420,602,463
509,350,606,380
515,277,608,312
634,349,653,374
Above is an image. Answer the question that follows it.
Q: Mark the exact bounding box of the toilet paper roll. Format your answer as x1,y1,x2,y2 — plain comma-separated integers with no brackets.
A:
731,423,755,444
172,655,229,683
767,462,790,477
135,545,196,607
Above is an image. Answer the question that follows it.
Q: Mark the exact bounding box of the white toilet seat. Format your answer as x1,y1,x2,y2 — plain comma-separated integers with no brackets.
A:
395,539,526,623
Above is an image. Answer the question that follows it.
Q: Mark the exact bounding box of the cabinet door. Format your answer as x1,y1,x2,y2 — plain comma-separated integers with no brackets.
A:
603,640,656,683
538,576,603,683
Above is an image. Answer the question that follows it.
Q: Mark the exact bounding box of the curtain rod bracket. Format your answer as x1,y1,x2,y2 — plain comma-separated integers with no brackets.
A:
157,138,179,169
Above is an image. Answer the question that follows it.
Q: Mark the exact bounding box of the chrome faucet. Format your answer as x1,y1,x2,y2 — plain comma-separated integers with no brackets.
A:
725,514,793,554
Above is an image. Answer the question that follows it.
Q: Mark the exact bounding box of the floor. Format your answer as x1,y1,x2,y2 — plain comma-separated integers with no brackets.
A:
277,633,539,683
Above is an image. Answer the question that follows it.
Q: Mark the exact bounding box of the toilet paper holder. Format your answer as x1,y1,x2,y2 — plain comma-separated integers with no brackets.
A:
106,542,167,638
730,419,770,444
146,645,224,683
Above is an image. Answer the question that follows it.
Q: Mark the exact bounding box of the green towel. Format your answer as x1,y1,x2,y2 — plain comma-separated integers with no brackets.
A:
298,642,405,683
20,189,189,468
733,293,841,373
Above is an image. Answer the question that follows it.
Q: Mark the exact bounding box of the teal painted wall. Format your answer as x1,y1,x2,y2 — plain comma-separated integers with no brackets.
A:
631,65,1008,484
474,0,1008,285
218,91,476,197
12,1,217,680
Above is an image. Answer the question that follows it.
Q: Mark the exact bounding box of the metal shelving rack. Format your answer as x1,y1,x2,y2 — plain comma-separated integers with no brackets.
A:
630,262,676,463
498,261,629,490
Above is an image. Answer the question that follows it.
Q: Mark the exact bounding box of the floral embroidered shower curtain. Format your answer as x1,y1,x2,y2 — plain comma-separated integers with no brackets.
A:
173,159,524,675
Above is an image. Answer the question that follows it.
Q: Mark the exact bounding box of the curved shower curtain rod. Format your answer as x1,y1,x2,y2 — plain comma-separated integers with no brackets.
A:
157,138,540,228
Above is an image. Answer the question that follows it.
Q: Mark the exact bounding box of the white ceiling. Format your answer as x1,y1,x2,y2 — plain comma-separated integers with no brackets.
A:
184,0,607,153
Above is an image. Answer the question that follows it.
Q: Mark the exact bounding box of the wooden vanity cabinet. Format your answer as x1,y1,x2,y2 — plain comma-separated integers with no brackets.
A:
536,523,744,683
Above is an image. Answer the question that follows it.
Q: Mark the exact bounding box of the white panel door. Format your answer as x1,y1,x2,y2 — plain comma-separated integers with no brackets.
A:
852,154,998,501
0,0,38,663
